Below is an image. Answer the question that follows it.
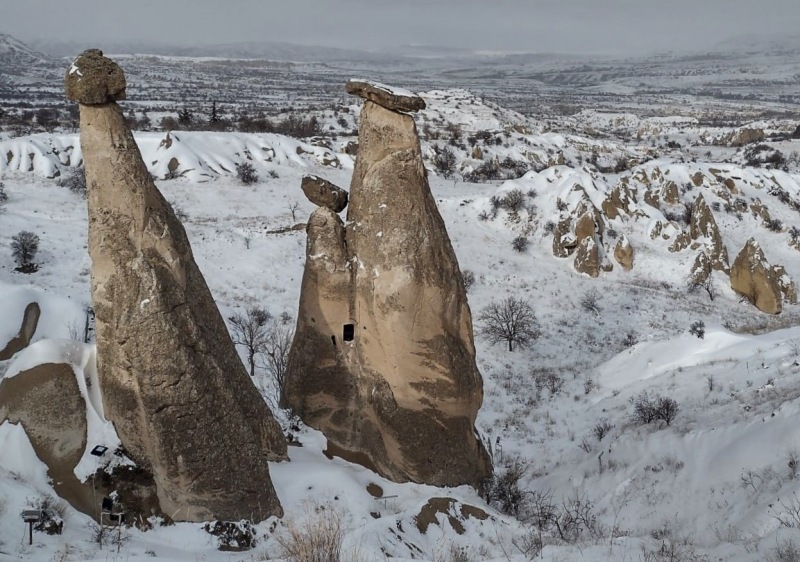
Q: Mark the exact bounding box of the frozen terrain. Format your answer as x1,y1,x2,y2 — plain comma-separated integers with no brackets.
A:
1,83,800,561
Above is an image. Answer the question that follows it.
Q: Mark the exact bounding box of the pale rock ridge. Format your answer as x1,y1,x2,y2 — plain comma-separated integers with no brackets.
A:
284,82,491,488
66,50,286,522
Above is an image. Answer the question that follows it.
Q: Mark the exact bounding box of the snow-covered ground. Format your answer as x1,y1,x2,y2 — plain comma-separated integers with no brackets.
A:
2,92,800,561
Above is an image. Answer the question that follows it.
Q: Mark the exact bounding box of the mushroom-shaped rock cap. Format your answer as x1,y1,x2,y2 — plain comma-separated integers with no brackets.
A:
301,175,348,212
346,80,425,113
65,49,126,105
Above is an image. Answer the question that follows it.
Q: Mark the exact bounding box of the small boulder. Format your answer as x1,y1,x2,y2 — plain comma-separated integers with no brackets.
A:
300,175,348,212
346,80,426,113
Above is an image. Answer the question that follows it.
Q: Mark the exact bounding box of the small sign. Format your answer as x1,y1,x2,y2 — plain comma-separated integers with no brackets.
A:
21,510,41,523
90,445,108,457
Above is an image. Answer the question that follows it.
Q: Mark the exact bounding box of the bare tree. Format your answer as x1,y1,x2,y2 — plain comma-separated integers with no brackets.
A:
479,297,540,352
228,306,271,377
11,231,40,273
689,276,715,301
260,316,294,401
288,201,300,222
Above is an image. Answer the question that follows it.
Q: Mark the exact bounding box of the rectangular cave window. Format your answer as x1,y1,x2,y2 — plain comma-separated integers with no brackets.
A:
343,323,355,342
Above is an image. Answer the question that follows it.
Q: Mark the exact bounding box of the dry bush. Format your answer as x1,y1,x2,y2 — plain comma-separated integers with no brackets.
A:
772,540,800,562
277,502,361,562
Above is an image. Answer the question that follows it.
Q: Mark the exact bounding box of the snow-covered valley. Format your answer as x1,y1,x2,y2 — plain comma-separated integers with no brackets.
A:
2,62,800,562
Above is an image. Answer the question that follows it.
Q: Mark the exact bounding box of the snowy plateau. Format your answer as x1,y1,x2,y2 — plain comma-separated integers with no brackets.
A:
3,33,800,562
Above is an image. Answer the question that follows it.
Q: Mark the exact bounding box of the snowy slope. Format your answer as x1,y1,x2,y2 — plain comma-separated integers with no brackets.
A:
1,96,800,560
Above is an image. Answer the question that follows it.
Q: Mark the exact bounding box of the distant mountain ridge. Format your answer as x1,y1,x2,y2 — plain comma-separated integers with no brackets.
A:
0,33,53,73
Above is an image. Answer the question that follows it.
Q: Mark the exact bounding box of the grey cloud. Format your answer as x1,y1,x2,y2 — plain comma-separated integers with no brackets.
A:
4,0,800,54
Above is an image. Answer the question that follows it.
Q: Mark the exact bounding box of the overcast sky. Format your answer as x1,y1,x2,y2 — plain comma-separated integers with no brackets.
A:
5,0,800,55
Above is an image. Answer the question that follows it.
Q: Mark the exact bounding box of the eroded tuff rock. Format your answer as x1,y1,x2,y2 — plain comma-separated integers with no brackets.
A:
0,302,40,361
614,236,634,271
689,195,729,272
0,363,91,514
67,50,286,521
730,238,785,314
284,87,490,487
301,175,348,212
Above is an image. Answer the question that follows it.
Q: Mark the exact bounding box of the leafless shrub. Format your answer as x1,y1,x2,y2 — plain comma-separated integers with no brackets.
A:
434,543,471,562
689,320,705,339
592,420,614,441
236,162,259,185
655,397,679,426
771,540,800,562
288,201,300,222
511,236,529,253
554,491,597,543
461,269,476,291
59,166,87,198
772,493,800,529
622,331,638,347
483,458,529,518
502,189,526,213
229,306,272,378
277,502,360,562
632,391,659,424
535,369,564,396
580,289,602,316
789,448,800,480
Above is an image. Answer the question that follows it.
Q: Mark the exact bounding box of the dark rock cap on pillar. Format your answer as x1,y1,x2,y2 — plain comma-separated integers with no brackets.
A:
346,80,426,113
65,49,127,105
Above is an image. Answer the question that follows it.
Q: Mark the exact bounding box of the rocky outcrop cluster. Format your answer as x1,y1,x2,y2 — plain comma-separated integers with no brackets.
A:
730,238,796,314
553,191,615,277
284,80,491,488
65,50,287,522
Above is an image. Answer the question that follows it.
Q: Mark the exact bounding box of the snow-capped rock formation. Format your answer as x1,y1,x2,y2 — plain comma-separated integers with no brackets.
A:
66,49,287,521
284,81,491,488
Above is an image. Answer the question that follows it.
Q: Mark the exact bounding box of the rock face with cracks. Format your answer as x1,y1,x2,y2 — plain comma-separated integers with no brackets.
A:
730,238,785,315
66,50,286,522
284,82,491,488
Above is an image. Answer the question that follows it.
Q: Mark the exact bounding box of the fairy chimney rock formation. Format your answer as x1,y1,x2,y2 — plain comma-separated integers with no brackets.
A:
301,175,348,212
284,81,491,488
730,238,784,314
66,50,286,522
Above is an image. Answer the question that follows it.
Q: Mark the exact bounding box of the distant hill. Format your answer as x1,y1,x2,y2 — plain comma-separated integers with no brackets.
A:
0,33,53,75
